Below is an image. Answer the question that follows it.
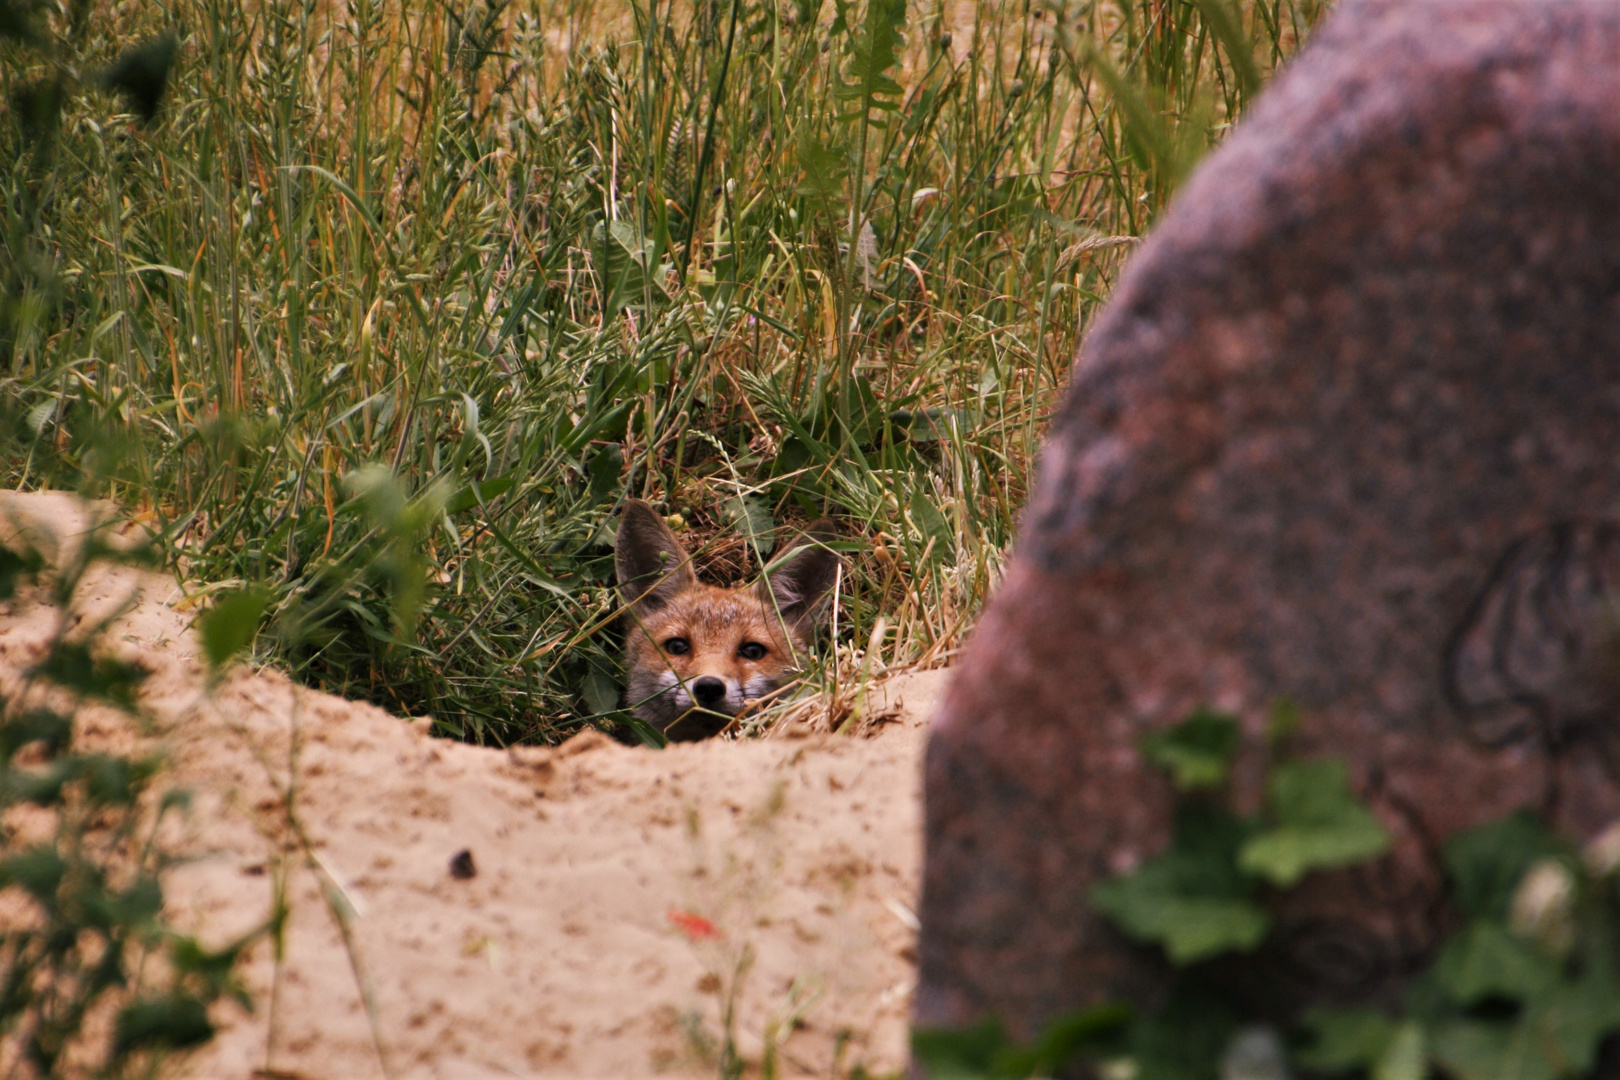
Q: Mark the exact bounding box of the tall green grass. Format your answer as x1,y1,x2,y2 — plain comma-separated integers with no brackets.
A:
1,0,1328,744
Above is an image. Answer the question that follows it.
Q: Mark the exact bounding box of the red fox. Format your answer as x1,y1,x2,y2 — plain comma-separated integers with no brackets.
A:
614,500,841,739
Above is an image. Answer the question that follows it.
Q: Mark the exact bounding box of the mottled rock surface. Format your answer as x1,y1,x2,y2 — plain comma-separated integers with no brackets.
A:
918,0,1620,1040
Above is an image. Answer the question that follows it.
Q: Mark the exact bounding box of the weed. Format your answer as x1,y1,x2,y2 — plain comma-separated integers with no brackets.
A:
913,711,1620,1080
0,509,259,1078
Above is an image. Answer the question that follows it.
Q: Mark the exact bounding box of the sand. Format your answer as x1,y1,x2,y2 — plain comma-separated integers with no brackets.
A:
0,490,946,1080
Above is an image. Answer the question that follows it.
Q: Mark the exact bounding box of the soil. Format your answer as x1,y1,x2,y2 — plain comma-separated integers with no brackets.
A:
0,491,947,1080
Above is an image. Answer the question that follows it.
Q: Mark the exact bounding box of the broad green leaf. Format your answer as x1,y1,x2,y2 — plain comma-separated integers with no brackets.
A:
1527,971,1620,1076
912,1018,1011,1080
199,586,272,671
586,446,624,505
908,490,952,562
1090,890,1269,964
617,714,669,750
795,132,849,208
103,33,179,122
1142,709,1240,791
114,993,214,1053
1430,1019,1556,1080
1091,804,1268,963
834,0,907,116
1132,987,1240,1080
443,472,515,515
0,759,75,806
582,667,620,717
1295,1008,1397,1071
38,641,147,707
0,708,71,764
0,544,43,600
1240,759,1390,887
78,752,158,807
0,846,65,902
1444,811,1566,921
1434,921,1558,1006
94,874,164,927
999,1004,1132,1076
1375,1021,1427,1080
726,495,775,556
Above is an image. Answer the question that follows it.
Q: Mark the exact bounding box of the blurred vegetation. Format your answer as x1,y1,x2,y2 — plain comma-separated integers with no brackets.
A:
1,0,1329,745
916,711,1620,1080
0,524,263,1078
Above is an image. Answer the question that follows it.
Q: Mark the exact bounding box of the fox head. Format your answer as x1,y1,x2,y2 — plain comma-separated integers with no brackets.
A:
614,500,841,740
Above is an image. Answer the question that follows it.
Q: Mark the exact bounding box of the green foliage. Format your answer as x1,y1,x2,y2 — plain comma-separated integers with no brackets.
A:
0,530,256,1076
1091,801,1270,963
912,1005,1131,1080
1240,758,1391,887
1,0,1329,746
1142,707,1241,791
832,0,907,119
917,707,1620,1080
1445,812,1567,921
199,585,273,672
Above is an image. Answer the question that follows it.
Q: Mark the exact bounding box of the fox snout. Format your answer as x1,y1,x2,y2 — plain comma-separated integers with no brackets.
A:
615,501,841,740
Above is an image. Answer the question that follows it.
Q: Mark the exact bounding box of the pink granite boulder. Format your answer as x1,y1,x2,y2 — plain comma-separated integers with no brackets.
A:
918,0,1620,1047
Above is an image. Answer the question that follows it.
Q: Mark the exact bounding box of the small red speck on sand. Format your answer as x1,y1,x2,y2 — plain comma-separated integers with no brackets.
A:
667,909,720,941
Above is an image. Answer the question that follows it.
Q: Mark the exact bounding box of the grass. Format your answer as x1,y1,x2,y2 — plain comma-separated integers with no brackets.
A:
1,0,1329,746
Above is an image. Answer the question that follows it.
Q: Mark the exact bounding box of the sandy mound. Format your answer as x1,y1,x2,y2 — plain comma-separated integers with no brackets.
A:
0,491,946,1079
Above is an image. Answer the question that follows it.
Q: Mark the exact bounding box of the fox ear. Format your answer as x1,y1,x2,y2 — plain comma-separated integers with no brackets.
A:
758,519,841,632
616,500,696,614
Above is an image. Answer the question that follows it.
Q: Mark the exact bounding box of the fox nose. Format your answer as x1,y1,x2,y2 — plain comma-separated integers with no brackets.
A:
691,677,728,709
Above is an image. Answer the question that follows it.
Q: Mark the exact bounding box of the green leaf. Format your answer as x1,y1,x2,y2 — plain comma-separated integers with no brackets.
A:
795,132,850,208
1295,1008,1398,1072
0,544,44,600
586,445,624,505
1434,921,1558,1006
114,993,215,1053
92,874,164,928
1,759,76,806
616,714,669,749
1094,890,1270,964
834,0,907,116
582,667,620,717
0,846,65,902
1132,986,1240,1080
1092,804,1269,963
726,495,776,557
199,586,272,671
78,752,159,807
443,472,516,515
1374,1021,1427,1080
0,708,71,765
38,641,147,707
1527,970,1620,1076
908,490,952,562
1430,1019,1555,1080
1444,811,1566,921
1239,759,1390,887
1142,709,1240,791
912,1018,1011,1080
102,34,179,122
999,1003,1132,1076
170,932,256,1004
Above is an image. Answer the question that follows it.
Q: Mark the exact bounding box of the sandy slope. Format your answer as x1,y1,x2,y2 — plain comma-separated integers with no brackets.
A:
0,491,946,1080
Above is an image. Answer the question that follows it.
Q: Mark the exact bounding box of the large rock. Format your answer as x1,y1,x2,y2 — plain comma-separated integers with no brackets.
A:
917,0,1620,1041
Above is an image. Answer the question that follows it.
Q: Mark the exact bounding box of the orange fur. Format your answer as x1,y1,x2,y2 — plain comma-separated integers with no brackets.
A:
615,501,839,740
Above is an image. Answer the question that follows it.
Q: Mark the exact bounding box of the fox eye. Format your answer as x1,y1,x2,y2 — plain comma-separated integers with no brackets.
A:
738,641,768,661
663,637,690,656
